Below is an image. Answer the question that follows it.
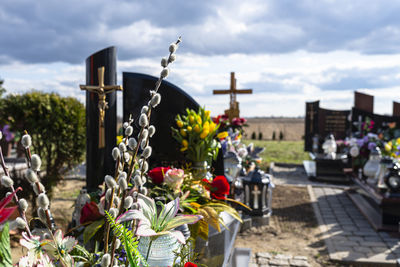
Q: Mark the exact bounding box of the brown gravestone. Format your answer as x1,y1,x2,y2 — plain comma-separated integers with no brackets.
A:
354,91,374,113
393,101,400,117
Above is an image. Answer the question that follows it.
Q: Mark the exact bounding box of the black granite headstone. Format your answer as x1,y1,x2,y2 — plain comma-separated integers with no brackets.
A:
393,101,400,117
318,108,350,140
122,72,224,173
305,101,350,152
354,91,374,113
84,47,117,191
304,101,320,152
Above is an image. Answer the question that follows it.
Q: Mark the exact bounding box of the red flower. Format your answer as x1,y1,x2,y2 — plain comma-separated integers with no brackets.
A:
212,115,221,124
184,262,197,267
148,167,171,184
80,201,102,224
203,176,230,200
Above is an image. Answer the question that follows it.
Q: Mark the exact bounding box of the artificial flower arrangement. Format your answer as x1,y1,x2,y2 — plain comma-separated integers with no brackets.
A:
0,37,207,267
146,165,243,243
212,114,247,134
171,107,219,165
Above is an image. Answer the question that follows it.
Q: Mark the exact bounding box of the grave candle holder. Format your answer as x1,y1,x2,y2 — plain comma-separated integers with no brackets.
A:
242,168,272,216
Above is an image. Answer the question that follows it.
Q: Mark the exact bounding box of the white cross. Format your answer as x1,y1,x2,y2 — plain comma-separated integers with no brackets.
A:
252,185,261,210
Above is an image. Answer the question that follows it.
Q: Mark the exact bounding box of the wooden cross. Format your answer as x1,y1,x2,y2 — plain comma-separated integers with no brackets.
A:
213,72,252,122
80,67,123,148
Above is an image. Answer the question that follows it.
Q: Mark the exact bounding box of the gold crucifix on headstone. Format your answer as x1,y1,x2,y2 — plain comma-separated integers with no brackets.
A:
213,72,252,122
80,67,122,148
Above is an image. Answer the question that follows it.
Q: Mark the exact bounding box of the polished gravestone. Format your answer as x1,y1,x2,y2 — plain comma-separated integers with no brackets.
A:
304,101,350,152
304,101,352,182
83,47,119,192
122,72,224,174
123,72,236,265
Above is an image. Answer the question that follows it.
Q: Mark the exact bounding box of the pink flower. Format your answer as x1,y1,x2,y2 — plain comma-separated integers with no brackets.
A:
165,168,185,192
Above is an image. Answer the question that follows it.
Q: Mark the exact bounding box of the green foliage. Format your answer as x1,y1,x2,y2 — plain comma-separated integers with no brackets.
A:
70,244,101,266
0,79,5,98
0,91,85,196
171,107,219,164
279,131,284,141
105,211,148,267
0,222,12,267
83,219,104,244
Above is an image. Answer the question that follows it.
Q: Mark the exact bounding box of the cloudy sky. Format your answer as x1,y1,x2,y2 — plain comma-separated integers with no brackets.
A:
1,0,400,117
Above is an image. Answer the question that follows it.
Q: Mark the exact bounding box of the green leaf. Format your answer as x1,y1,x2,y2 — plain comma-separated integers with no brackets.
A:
83,219,104,244
0,222,12,266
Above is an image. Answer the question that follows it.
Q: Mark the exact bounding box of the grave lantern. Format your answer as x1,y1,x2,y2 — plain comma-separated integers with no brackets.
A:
242,168,273,216
385,162,400,193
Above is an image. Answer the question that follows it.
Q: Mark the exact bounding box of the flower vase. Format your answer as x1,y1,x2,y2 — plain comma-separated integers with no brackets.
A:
138,235,180,267
376,157,393,189
192,161,211,180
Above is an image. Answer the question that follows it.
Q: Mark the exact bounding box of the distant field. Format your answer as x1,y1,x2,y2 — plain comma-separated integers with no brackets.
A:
242,140,309,168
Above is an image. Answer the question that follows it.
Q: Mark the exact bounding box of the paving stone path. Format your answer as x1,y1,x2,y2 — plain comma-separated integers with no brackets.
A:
249,252,311,267
310,186,400,266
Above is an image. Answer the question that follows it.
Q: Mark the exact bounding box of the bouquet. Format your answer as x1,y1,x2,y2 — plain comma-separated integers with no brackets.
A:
171,107,219,164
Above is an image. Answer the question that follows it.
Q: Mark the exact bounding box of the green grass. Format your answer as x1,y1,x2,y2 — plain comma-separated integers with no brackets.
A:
242,140,310,168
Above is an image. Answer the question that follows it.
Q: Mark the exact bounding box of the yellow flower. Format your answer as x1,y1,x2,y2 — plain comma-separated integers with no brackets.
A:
180,129,187,137
396,138,400,145
180,146,188,152
194,125,201,133
189,115,195,124
203,121,209,130
187,126,192,132
116,135,123,145
209,122,216,132
200,129,209,139
182,139,188,147
196,116,202,125
204,110,211,118
176,120,183,128
217,131,228,139
385,143,392,152
391,152,397,158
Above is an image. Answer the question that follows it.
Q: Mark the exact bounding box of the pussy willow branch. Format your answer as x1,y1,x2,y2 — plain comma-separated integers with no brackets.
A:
127,36,181,179
24,144,54,232
0,146,32,236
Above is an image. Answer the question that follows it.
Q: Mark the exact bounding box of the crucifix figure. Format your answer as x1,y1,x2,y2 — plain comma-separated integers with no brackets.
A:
252,185,261,210
80,67,123,148
213,72,252,122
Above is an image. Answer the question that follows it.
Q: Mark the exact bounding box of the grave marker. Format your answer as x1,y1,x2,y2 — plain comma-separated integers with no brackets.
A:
305,101,350,152
81,47,119,191
354,91,374,113
393,101,400,117
122,72,224,175
213,72,252,122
